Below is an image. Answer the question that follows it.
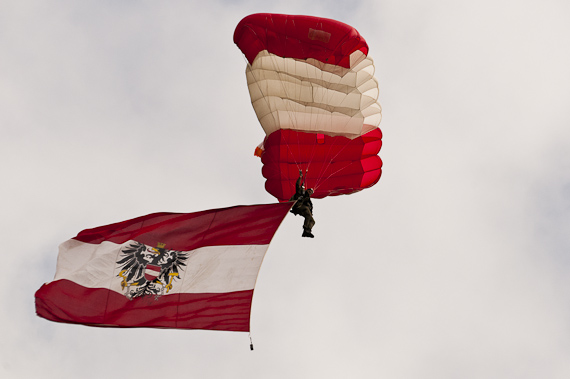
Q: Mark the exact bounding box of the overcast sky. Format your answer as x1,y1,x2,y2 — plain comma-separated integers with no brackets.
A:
2,1,570,378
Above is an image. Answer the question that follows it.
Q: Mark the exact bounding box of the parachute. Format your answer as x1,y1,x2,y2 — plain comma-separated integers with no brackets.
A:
34,15,384,338
234,13,383,201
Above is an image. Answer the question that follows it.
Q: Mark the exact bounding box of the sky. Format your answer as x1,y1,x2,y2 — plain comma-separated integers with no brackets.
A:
2,0,570,378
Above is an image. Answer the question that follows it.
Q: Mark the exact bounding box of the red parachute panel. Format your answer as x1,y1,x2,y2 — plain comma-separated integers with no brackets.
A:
260,128,383,201
233,13,369,68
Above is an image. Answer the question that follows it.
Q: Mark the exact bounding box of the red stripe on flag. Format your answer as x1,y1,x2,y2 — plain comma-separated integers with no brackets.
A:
73,203,292,251
35,280,255,332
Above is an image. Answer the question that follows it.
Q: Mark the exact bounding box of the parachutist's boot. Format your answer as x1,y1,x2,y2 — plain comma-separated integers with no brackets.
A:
302,229,314,238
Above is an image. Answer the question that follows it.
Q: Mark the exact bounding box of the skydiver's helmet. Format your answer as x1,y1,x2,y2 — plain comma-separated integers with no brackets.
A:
307,188,314,196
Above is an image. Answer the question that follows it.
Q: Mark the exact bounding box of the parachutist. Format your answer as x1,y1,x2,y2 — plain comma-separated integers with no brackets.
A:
290,171,315,238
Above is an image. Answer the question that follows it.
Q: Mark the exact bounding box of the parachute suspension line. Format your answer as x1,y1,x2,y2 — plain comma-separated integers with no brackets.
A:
248,55,352,196
312,62,356,192
313,137,354,192
313,67,359,188
274,65,304,175
245,43,373,196
276,28,306,175
245,54,301,190
314,72,371,192
306,44,339,177
318,51,378,192
314,155,355,192
262,39,326,178
303,56,332,184
247,25,315,190
243,28,318,188
265,52,306,182
312,69,340,188
292,37,312,176
313,138,337,190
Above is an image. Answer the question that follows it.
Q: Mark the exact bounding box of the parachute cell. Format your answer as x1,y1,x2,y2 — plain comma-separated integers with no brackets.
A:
234,13,383,201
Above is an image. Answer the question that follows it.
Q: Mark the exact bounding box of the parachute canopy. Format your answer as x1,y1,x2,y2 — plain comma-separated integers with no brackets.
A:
234,13,383,201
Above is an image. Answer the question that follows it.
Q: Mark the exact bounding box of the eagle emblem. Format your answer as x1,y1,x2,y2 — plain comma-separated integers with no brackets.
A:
116,241,189,300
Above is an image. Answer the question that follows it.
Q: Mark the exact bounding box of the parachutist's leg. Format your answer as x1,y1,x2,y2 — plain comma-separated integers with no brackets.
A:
301,211,315,238
302,228,314,238
303,214,315,231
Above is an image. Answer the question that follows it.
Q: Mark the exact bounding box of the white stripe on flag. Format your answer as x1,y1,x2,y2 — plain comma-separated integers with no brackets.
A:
53,239,270,294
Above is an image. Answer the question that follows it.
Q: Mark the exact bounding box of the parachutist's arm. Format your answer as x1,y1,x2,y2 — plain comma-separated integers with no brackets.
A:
289,171,305,202
295,170,303,192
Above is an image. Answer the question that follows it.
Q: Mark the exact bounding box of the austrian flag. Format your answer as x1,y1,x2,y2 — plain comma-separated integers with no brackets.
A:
35,203,292,332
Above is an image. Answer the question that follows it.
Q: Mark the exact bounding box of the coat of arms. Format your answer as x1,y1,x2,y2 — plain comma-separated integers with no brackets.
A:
116,241,189,300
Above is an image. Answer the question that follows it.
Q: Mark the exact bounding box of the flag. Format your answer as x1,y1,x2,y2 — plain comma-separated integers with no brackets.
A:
35,203,292,332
